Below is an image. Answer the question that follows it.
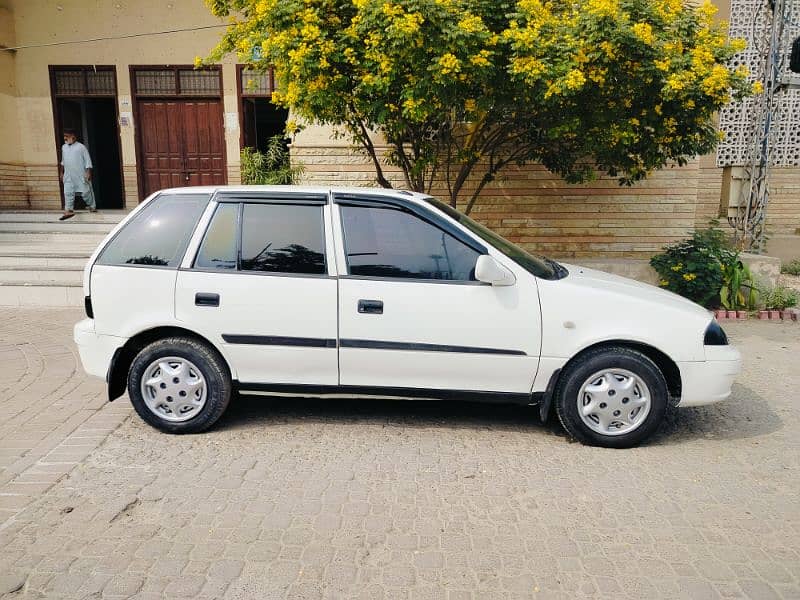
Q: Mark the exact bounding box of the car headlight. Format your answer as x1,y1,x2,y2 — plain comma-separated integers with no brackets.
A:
704,321,729,346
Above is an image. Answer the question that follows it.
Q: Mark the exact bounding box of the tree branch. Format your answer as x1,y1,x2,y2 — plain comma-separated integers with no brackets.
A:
353,117,392,189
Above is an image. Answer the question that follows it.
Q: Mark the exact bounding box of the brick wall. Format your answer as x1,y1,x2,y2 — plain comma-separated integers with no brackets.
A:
0,163,60,210
695,153,724,228
294,145,701,259
766,167,800,236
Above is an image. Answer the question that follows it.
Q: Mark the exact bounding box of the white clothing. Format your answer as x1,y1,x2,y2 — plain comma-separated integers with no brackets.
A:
61,141,93,195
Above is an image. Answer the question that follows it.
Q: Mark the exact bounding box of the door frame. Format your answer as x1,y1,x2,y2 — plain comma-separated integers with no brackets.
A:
235,64,277,151
48,65,125,209
130,65,226,201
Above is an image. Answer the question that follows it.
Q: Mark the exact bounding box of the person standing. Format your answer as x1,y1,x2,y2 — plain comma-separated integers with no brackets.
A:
59,128,97,221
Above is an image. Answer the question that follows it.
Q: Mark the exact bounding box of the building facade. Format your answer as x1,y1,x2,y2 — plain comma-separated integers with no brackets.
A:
0,0,797,259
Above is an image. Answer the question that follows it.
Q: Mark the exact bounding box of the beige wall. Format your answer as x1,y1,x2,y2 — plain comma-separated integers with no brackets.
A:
4,0,239,207
0,5,20,163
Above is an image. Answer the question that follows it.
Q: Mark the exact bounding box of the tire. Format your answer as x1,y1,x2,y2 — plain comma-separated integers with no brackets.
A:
554,347,669,448
127,336,231,434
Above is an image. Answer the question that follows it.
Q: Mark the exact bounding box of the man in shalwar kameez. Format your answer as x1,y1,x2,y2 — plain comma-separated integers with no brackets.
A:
59,128,97,221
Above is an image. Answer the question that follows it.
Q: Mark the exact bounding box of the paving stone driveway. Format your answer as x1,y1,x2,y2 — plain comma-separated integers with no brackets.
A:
0,309,798,599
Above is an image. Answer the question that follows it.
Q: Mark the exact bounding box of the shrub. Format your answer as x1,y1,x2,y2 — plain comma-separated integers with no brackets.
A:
240,136,304,185
762,285,799,311
650,221,734,308
781,259,800,276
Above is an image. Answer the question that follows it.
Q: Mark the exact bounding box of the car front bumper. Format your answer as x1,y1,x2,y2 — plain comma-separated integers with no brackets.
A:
74,319,127,380
677,345,742,407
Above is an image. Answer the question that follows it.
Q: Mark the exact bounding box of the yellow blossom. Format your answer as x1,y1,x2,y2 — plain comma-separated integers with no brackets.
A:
752,81,764,94
511,57,546,79
563,69,586,91
438,53,461,75
671,263,683,271
631,22,654,45
587,0,618,18
470,50,492,67
458,14,485,34
683,273,697,281
730,38,747,53
659,279,669,287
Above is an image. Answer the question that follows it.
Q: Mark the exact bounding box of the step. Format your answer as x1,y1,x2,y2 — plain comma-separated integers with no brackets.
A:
0,255,89,268
0,211,128,224
0,281,84,307
0,267,83,283
0,221,116,234
0,232,108,244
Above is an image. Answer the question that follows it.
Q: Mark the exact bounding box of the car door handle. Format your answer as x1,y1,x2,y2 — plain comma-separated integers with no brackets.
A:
195,292,220,307
358,299,383,314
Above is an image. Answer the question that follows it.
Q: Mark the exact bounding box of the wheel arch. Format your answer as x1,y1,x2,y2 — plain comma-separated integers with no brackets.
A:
107,326,232,402
539,339,681,421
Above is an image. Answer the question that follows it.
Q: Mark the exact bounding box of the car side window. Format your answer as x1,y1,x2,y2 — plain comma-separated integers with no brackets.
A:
97,193,210,268
240,203,326,275
194,203,238,270
340,205,480,281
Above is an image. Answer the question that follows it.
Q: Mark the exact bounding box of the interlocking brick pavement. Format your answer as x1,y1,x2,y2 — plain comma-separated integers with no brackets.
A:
0,309,130,524
0,310,798,599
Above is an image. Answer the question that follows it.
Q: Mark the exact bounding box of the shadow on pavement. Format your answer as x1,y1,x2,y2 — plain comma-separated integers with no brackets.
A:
219,393,570,439
217,382,780,446
651,383,782,445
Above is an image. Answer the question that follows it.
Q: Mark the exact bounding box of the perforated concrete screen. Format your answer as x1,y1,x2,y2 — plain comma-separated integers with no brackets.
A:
717,0,800,167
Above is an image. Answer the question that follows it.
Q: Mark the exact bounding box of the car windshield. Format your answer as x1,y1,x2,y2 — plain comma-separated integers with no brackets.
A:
424,197,567,281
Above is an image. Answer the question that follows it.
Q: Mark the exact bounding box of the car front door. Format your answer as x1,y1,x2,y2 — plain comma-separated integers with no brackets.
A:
175,192,339,386
333,193,541,396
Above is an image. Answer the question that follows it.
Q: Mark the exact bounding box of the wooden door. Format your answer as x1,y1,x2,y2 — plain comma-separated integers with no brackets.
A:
138,99,226,197
182,101,226,187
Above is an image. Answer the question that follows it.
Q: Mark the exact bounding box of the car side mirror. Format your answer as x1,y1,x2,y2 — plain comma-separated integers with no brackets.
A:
475,255,516,286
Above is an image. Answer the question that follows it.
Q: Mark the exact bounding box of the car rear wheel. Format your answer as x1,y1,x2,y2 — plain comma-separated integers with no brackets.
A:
554,347,669,448
128,336,231,434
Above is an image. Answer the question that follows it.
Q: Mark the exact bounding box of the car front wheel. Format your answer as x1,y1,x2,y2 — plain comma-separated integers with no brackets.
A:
127,336,231,434
554,347,669,448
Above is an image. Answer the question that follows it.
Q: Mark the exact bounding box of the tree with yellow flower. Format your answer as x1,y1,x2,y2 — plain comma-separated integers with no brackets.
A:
206,0,754,212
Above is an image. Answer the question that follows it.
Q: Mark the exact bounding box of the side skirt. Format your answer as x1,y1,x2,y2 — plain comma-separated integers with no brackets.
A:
235,382,536,405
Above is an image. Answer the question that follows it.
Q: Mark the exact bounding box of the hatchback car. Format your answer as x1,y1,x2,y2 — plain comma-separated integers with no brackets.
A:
74,186,741,448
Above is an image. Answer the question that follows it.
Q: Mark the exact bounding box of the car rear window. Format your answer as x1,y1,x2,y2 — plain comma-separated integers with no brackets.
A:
96,193,210,268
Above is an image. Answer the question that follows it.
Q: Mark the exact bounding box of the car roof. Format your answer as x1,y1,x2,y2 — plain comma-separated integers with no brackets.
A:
156,185,431,203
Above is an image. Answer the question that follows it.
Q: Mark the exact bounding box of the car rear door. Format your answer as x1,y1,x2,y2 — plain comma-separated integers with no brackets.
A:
175,191,339,386
332,193,541,395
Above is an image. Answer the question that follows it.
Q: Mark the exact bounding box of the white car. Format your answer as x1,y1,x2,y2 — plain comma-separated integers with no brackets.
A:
74,186,741,448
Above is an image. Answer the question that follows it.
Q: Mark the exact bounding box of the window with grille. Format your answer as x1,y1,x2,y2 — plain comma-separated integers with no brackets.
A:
133,67,222,97
52,67,116,97
240,67,275,96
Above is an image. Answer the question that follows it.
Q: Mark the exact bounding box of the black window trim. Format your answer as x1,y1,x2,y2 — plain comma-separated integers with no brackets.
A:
334,193,487,255
95,191,212,270
338,274,488,286
335,193,487,282
214,190,329,205
190,196,329,276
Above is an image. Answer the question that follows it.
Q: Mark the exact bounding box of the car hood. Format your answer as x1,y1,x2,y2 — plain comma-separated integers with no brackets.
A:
558,263,712,319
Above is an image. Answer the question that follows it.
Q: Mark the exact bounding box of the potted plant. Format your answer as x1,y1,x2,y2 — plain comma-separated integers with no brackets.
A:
762,286,798,320
719,255,758,320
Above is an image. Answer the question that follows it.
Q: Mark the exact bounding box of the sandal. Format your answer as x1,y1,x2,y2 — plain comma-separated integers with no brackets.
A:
59,212,75,221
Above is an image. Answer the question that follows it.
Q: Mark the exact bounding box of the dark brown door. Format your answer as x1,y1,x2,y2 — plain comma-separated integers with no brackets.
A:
182,101,226,186
138,99,226,197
